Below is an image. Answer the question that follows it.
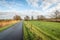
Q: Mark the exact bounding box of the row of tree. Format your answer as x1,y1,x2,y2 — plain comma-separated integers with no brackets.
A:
13,10,60,21
13,15,46,20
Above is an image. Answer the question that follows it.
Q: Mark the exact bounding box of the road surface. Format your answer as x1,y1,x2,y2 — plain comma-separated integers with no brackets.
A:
0,21,23,40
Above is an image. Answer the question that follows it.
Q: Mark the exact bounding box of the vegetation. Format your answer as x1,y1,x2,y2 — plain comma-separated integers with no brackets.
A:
13,15,22,20
24,21,60,40
0,20,19,32
24,16,30,21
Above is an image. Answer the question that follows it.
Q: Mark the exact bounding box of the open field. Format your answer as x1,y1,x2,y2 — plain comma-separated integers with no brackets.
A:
24,21,60,40
0,20,20,32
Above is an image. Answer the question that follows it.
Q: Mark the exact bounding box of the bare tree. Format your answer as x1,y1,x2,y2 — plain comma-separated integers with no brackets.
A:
40,15,46,20
50,10,60,21
13,15,22,20
37,15,45,20
57,15,60,19
37,15,40,20
24,16,30,21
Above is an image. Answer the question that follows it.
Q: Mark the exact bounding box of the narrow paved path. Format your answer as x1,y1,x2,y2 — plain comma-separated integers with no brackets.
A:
0,21,23,40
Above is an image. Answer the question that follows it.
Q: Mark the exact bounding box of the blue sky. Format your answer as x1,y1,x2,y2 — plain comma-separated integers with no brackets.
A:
0,0,60,19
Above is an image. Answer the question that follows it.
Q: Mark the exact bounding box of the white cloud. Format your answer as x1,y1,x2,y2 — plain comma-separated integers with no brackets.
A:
43,0,60,3
40,2,51,11
26,0,39,8
0,0,14,9
26,0,60,12
45,3,60,13
56,3,60,10
0,0,60,19
0,0,23,10
43,0,60,10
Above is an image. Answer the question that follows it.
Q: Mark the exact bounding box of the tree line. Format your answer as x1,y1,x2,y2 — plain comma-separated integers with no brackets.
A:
0,10,60,22
13,10,60,21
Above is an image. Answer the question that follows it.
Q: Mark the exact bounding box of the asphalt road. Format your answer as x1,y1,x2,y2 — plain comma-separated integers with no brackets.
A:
0,21,23,40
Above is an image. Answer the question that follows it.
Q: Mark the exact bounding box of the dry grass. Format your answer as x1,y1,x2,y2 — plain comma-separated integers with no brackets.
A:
0,20,20,28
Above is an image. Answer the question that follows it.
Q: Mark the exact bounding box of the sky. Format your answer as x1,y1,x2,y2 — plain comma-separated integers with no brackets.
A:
0,0,60,19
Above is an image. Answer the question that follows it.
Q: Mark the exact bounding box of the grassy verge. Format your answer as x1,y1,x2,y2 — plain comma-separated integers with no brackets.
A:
23,23,35,40
0,22,18,32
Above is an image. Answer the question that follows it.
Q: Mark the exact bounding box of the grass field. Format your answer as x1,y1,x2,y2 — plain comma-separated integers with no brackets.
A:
0,20,20,32
24,21,60,40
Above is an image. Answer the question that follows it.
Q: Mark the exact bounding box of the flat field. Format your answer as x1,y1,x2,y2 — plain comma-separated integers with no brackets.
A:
24,21,60,40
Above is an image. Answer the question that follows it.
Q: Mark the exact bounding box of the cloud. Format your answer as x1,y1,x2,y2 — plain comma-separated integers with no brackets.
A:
0,0,14,9
26,0,60,12
40,2,51,11
0,0,23,10
29,0,60,16
42,0,60,11
43,0,60,3
45,3,60,13
0,0,60,19
26,0,39,8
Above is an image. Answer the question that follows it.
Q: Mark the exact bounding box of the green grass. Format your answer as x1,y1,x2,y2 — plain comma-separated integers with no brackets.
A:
24,21,52,40
29,21,60,40
24,21,60,40
0,23,17,32
23,23,35,40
